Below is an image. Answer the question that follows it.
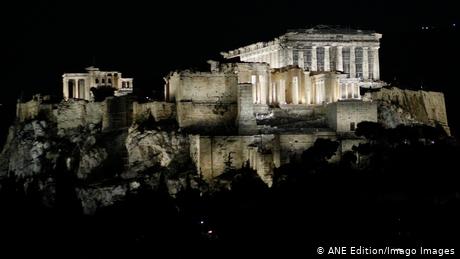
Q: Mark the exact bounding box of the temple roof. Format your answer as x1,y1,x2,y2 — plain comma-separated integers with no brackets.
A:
287,25,376,35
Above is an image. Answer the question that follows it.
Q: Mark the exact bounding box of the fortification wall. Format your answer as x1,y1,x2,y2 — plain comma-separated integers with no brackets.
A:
327,101,378,132
176,102,237,132
16,96,134,133
133,101,176,122
53,99,102,131
279,132,336,164
173,72,238,103
237,83,257,135
168,71,240,132
102,96,133,131
198,136,254,180
279,104,327,117
196,135,278,186
16,99,54,122
195,133,341,186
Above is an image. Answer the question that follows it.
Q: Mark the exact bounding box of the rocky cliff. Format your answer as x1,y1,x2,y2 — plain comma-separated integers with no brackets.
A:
1,87,452,215
372,87,450,135
0,99,201,215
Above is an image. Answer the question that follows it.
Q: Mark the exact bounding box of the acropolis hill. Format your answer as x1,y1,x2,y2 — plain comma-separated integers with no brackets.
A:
1,26,451,213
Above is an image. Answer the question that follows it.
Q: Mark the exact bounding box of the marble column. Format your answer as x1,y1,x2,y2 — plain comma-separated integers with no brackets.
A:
76,79,81,99
292,76,299,104
305,74,312,104
277,49,282,68
372,47,380,80
336,46,343,71
311,46,317,71
259,74,267,104
251,75,257,103
69,79,76,98
298,51,305,69
287,48,294,66
349,46,356,78
278,79,286,104
324,46,330,71
257,76,261,104
362,47,369,79
350,83,355,99
270,51,275,67
85,78,90,100
63,78,69,100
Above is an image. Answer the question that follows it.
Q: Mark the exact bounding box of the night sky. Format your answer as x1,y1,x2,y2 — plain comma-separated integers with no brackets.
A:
2,0,460,135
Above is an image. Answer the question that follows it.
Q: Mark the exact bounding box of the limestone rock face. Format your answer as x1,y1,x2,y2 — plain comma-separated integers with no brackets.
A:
76,185,128,215
0,117,114,213
372,87,450,134
0,119,110,180
125,126,190,175
77,147,108,179
0,114,201,214
377,101,417,128
1,120,53,178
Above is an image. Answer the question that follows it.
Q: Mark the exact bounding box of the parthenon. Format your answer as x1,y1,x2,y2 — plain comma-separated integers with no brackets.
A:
220,25,382,106
222,26,381,80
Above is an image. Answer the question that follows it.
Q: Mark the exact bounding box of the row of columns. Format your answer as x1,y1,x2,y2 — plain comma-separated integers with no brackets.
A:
341,83,360,99
289,46,380,80
251,74,268,104
260,78,287,105
252,76,363,106
240,45,380,81
63,78,88,100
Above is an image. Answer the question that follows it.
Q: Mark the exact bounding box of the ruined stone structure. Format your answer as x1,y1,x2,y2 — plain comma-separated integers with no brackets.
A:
222,25,383,90
44,26,449,187
62,66,133,100
1,26,452,216
161,26,390,185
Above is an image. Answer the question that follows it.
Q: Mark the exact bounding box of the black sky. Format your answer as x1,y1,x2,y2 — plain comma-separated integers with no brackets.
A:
2,0,460,134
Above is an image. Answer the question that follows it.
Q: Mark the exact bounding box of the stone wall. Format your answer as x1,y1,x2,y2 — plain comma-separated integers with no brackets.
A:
371,87,450,134
196,135,278,186
279,104,326,117
133,101,176,122
167,70,240,132
53,99,104,131
279,132,336,164
237,83,257,135
16,96,134,133
176,102,237,132
327,101,378,132
169,71,238,103
198,136,254,180
102,96,133,131
16,98,53,122
194,133,340,186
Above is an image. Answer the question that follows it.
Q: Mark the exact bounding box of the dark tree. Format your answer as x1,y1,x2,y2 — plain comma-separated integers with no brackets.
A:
301,138,340,165
355,121,385,140
90,85,116,102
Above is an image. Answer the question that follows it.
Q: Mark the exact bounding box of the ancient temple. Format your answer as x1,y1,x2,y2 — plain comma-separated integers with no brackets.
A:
44,26,450,187
160,26,387,184
220,25,383,105
62,66,133,100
